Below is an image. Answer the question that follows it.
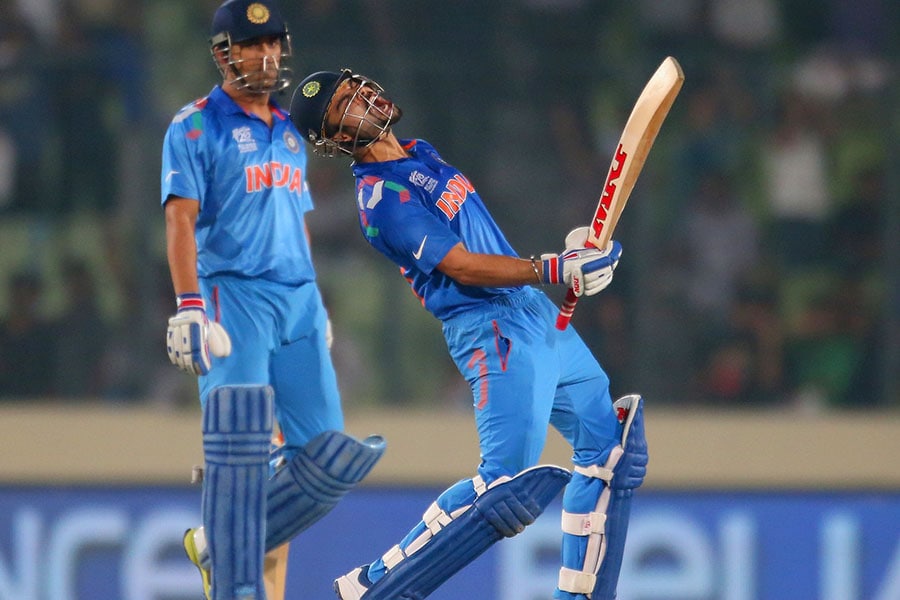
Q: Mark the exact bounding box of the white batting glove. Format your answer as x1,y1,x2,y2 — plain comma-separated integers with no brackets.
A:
541,240,622,297
563,226,590,251
326,316,333,350
166,293,232,375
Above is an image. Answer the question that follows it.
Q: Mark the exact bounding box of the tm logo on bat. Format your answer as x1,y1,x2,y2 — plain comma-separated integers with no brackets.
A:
591,144,628,241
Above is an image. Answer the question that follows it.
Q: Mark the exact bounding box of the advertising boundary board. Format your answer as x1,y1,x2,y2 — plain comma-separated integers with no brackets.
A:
1,485,899,600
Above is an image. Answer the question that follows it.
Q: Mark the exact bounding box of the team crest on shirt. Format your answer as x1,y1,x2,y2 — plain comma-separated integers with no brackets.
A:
232,126,258,153
283,130,300,153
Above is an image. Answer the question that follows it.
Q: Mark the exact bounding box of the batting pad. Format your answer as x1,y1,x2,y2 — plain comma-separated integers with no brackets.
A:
594,395,647,598
556,395,647,599
355,465,571,600
202,385,274,600
265,430,386,550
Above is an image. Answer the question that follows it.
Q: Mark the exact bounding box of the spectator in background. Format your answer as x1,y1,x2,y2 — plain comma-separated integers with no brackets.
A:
786,278,878,409
0,0,50,213
664,169,770,404
679,170,760,330
671,83,747,224
828,165,885,275
52,258,107,397
0,270,55,398
579,291,637,399
51,0,145,215
696,280,784,405
761,90,832,272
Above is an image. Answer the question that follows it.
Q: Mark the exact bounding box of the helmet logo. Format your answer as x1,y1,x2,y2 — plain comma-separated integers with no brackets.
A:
302,81,321,98
246,3,270,25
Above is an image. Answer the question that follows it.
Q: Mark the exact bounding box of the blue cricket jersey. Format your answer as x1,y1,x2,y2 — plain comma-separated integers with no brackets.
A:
352,139,524,320
161,86,316,285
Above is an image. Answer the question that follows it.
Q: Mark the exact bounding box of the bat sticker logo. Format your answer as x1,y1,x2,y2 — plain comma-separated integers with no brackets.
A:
591,144,628,241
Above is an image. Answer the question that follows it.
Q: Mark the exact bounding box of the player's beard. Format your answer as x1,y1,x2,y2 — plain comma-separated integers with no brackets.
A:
359,100,402,146
368,96,402,131
231,55,281,93
244,56,279,92
385,101,403,127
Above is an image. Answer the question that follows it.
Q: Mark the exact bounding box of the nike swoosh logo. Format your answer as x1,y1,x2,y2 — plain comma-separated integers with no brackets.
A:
165,170,180,182
412,235,428,260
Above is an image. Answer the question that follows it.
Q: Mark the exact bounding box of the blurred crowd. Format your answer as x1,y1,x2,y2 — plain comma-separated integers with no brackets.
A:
0,0,896,410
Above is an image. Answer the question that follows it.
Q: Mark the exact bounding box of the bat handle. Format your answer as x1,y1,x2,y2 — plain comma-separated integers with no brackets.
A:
556,288,578,330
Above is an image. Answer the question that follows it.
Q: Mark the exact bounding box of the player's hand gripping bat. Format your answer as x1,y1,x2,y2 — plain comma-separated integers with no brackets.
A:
556,56,684,330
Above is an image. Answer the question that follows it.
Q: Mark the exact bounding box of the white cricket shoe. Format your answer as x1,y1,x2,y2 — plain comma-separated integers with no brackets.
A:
333,565,372,599
182,527,211,600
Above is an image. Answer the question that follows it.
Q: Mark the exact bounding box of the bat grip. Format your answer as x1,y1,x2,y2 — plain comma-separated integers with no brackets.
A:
556,288,578,330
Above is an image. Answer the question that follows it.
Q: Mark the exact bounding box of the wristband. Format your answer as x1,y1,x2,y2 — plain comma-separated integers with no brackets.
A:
541,255,563,285
176,292,204,311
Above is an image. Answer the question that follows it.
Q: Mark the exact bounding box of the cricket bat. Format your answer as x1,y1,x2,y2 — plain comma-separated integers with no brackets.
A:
263,543,290,600
264,430,290,600
556,56,684,330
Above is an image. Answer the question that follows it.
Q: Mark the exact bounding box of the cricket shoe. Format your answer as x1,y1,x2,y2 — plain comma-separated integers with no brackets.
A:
334,565,373,599
182,527,212,600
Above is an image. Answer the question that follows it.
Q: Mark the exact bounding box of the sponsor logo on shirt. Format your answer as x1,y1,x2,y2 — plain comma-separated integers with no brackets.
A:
245,162,304,193
435,174,475,220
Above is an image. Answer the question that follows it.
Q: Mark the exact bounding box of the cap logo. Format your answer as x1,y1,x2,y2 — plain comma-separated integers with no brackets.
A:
302,81,321,98
246,3,271,25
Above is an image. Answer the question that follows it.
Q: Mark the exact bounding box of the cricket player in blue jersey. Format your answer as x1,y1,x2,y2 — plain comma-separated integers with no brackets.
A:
290,69,648,600
161,4,384,599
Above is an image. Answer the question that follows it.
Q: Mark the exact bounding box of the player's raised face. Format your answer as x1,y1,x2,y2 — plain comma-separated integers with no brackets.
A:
325,77,401,152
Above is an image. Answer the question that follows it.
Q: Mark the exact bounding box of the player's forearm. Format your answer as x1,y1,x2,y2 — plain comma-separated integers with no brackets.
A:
165,208,200,295
168,257,200,296
438,251,542,288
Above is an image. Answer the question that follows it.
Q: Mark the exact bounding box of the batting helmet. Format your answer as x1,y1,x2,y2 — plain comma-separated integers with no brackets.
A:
290,70,352,155
291,69,401,157
209,0,292,93
211,0,287,45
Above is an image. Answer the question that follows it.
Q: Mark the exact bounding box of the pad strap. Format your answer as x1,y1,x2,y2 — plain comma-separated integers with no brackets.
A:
558,567,597,594
382,480,486,568
561,510,607,536
573,462,616,482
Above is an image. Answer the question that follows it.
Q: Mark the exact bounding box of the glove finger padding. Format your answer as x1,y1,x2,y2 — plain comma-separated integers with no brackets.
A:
600,239,623,263
325,316,333,350
167,311,212,375
578,241,623,297
583,268,615,296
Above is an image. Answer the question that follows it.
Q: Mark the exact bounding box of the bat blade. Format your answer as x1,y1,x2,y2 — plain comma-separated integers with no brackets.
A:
556,56,684,330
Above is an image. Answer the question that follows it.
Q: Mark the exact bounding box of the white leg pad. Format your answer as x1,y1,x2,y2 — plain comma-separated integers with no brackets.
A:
557,395,645,597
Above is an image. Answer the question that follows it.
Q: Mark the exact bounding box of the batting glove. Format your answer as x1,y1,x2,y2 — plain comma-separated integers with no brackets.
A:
541,240,622,297
166,293,232,375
